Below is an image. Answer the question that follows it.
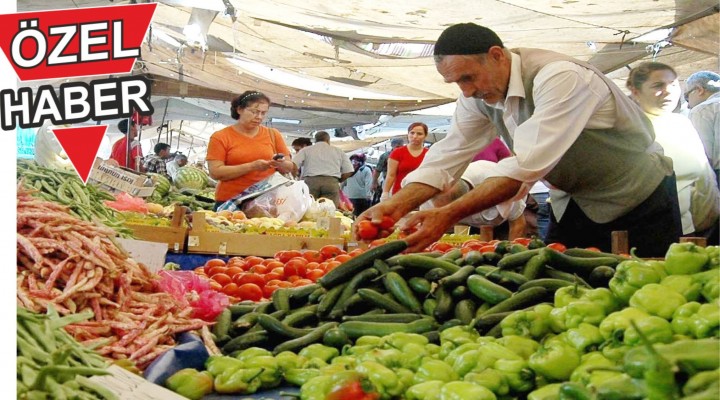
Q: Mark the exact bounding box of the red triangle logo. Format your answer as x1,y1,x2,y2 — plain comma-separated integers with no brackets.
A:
51,126,107,184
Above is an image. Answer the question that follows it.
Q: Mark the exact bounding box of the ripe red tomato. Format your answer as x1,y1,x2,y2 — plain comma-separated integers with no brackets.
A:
263,283,279,298
249,264,269,274
284,258,308,278
225,266,244,279
274,250,303,263
292,278,313,287
319,245,345,260
428,242,455,253
237,283,263,301
357,220,379,241
305,269,325,282
221,282,241,297
244,256,265,267
206,266,228,277
547,242,568,252
205,258,226,268
263,272,283,283
211,273,232,286
333,254,352,263
377,216,396,230
235,273,266,288
303,250,325,263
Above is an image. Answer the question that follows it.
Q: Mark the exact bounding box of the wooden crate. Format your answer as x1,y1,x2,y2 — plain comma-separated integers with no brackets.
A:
123,206,188,252
186,212,346,257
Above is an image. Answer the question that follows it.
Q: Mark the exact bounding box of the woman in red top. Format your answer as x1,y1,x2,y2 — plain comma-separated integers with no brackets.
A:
382,122,429,198
206,91,296,209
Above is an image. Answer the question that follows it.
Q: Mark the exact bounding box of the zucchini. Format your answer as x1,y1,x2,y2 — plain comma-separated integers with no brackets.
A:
341,313,426,323
425,268,451,282
467,275,513,305
328,268,380,319
395,254,461,274
541,247,620,276
339,318,436,339
317,282,348,317
563,248,629,261
522,253,547,280
518,278,574,292
438,265,476,288
318,240,407,289
272,322,339,355
496,249,542,270
454,299,477,325
357,288,412,314
408,277,432,296
383,271,423,314
479,287,549,317
588,266,616,288
475,266,529,286
432,285,454,322
256,314,313,338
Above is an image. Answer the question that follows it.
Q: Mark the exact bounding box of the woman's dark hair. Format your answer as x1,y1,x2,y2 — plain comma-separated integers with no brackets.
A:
626,62,677,91
407,122,429,135
292,137,312,147
230,91,271,120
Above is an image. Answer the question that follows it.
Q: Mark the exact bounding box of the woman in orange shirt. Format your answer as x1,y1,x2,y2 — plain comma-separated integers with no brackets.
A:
206,91,296,209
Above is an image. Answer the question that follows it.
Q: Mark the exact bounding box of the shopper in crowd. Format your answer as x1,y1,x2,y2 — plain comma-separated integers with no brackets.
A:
110,119,144,171
206,91,296,210
143,142,173,179
627,62,719,242
422,160,526,239
165,153,188,181
291,137,313,153
381,122,429,201
371,137,404,204
342,153,374,217
292,130,354,208
685,70,720,186
357,23,682,257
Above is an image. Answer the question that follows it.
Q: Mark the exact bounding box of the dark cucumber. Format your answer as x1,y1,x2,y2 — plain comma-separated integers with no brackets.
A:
588,266,616,288
341,313,426,323
328,268,380,319
543,268,593,288
317,282,348,317
482,252,503,265
463,250,485,266
451,285,468,298
282,309,318,328
432,285,455,322
518,278,574,292
228,303,258,318
423,298,438,316
286,284,321,302
339,318,436,339
387,251,443,266
425,268,451,282
212,308,232,339
439,265,476,288
395,254,461,274
496,248,543,270
408,277,432,296
256,314,314,338
318,240,407,289
373,259,391,274
383,272,423,313
542,247,620,275
563,248,629,261
272,322,339,355
357,288,412,314
467,275,513,305
439,248,463,262
474,311,513,332
272,288,291,312
475,266,529,286
479,287,548,317
522,253,547,280
454,299,477,325
222,331,269,354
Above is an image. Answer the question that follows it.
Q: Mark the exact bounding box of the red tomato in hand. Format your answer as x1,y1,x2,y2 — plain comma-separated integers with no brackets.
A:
357,220,379,240
378,216,396,230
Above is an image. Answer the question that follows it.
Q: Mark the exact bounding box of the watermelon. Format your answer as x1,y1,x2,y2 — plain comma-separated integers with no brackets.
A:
174,167,208,190
148,173,172,197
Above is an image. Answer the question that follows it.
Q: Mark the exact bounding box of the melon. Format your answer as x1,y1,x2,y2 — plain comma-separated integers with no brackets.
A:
174,167,208,190
147,173,172,197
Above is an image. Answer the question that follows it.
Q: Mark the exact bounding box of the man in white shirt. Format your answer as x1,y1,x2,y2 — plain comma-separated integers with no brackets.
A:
166,153,188,181
685,71,720,186
293,131,354,208
357,23,680,257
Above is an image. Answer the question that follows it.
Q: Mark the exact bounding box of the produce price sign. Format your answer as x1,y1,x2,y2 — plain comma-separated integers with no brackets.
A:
0,4,156,183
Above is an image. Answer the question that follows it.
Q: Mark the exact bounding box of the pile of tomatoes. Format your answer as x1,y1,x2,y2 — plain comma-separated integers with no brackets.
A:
193,245,362,302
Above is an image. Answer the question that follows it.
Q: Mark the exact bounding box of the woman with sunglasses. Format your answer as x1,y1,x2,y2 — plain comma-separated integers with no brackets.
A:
627,62,719,240
206,91,296,210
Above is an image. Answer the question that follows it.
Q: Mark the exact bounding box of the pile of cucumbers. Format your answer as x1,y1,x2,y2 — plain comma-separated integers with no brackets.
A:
211,239,625,355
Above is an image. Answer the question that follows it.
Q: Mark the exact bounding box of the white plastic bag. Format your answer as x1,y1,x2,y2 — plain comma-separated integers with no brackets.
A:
241,180,313,223
304,197,337,221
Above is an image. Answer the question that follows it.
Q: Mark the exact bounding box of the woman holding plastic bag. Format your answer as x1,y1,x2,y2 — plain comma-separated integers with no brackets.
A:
206,91,296,210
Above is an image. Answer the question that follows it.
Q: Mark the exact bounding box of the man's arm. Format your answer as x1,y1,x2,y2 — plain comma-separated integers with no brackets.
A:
402,177,522,252
507,214,527,240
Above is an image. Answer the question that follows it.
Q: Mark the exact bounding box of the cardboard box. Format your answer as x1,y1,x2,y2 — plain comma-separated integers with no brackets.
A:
123,205,188,252
187,212,345,257
89,162,156,197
